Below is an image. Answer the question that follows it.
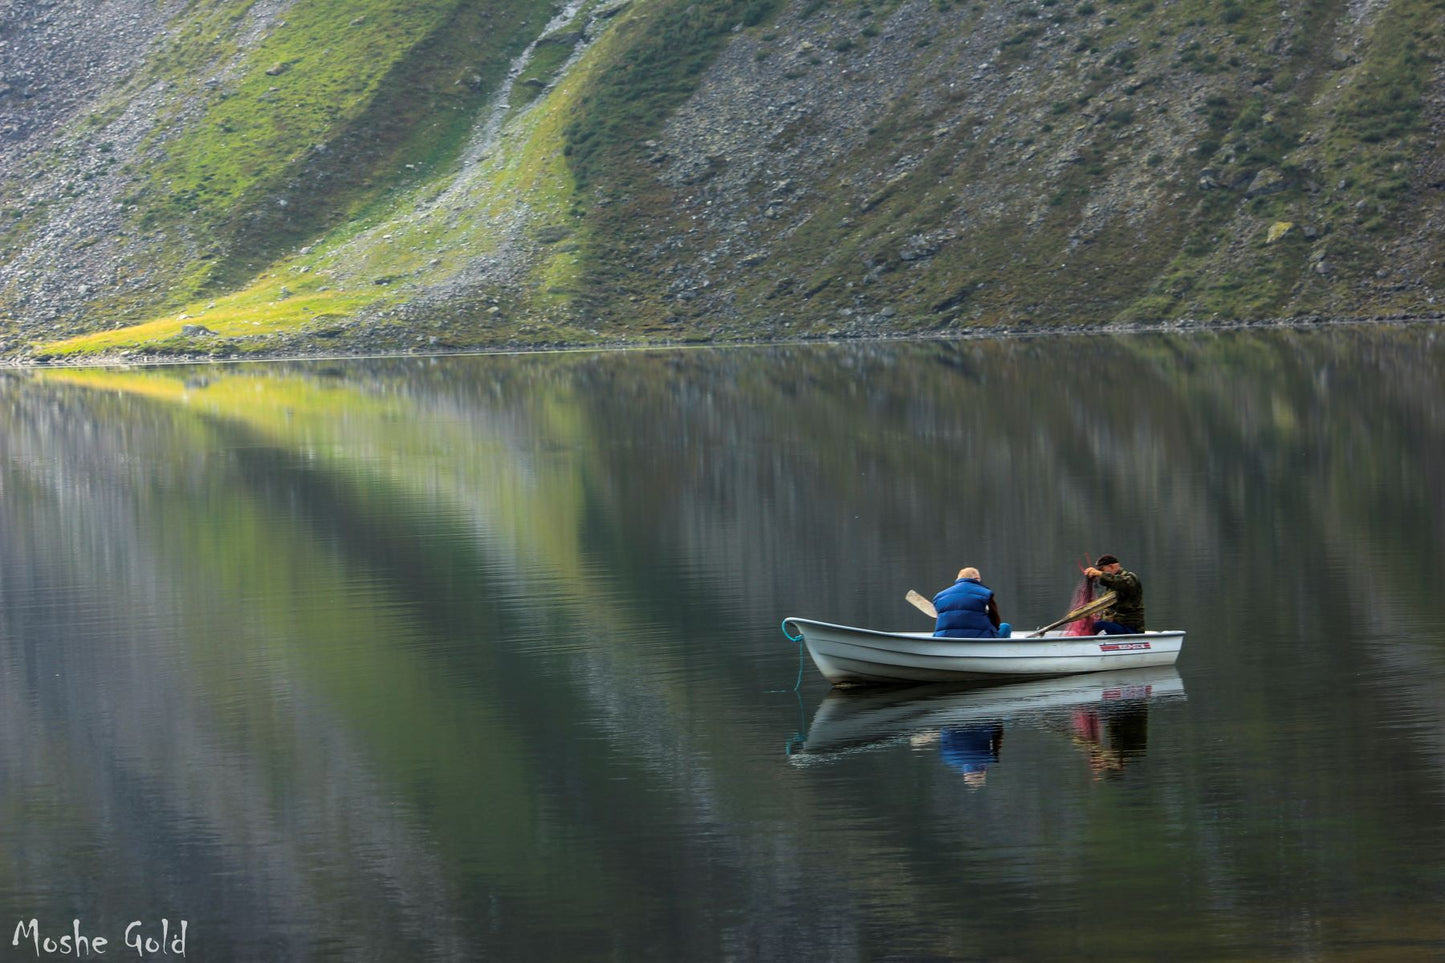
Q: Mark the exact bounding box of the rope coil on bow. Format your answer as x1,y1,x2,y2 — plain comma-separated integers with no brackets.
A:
779,619,805,692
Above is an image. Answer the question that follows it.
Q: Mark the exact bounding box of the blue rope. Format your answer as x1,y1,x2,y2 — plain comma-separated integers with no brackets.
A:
779,621,809,753
780,619,805,691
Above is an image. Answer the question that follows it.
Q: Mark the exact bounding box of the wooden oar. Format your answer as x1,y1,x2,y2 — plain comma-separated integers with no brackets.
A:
1029,591,1116,638
905,589,937,619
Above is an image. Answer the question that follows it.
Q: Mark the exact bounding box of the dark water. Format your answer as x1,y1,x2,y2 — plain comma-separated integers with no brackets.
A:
1,326,1443,961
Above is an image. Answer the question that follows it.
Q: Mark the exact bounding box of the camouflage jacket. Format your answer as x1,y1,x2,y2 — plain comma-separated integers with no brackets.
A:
1097,569,1146,631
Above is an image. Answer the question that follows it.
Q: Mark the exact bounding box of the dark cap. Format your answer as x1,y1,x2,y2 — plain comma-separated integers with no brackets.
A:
1095,554,1119,567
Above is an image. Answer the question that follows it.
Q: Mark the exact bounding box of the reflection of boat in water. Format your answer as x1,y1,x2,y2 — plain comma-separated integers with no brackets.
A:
781,617,1184,685
788,666,1184,766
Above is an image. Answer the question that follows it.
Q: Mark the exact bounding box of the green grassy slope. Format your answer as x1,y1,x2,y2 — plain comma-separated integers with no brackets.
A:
125,0,560,303
10,0,1444,361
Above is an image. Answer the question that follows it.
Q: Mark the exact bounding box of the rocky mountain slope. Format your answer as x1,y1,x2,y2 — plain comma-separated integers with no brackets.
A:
2,0,1442,361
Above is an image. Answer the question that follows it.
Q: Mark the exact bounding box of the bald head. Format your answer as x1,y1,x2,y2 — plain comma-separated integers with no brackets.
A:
958,566,981,580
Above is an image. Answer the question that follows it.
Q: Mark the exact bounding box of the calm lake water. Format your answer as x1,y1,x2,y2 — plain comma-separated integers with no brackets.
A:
1,326,1443,961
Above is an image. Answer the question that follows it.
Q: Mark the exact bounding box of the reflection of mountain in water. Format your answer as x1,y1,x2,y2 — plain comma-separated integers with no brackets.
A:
15,325,1444,643
427,326,1445,645
790,667,1185,767
0,383,479,957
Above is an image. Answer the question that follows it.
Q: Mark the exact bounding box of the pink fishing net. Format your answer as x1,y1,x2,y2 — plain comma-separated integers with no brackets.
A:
1064,575,1098,636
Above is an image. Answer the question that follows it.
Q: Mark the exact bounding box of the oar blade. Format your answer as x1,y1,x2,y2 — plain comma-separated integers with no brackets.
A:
905,589,937,619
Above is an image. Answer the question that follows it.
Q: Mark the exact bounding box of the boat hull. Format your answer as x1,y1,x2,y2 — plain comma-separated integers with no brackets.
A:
783,617,1184,685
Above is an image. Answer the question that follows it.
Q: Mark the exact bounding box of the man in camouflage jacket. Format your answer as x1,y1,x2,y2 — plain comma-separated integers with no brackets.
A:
1083,554,1146,634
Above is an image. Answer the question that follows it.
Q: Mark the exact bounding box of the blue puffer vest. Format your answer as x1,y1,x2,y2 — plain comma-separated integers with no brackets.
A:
932,578,997,638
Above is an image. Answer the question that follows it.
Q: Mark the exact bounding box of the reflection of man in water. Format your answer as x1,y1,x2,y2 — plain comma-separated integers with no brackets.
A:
1069,704,1148,779
939,723,1004,788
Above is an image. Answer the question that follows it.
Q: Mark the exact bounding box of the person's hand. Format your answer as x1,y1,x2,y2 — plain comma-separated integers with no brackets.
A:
1084,567,1101,578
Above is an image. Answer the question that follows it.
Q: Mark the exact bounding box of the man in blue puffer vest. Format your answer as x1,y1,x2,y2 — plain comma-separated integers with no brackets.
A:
932,567,1011,638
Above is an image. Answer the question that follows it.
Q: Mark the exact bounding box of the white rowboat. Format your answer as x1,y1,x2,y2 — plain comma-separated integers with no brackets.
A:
783,617,1184,686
